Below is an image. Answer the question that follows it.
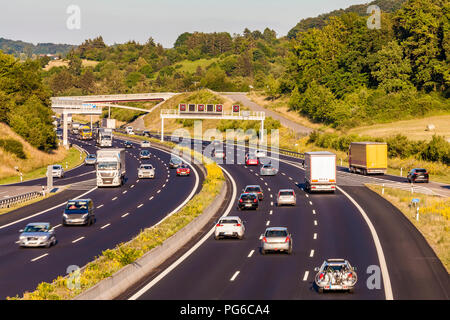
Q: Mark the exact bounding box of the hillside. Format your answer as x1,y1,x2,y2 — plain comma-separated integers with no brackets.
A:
0,37,74,57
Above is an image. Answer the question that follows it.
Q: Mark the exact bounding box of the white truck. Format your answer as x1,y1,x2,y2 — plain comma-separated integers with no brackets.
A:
97,128,113,147
96,149,126,187
126,126,134,135
101,118,116,129
304,151,336,193
71,122,80,134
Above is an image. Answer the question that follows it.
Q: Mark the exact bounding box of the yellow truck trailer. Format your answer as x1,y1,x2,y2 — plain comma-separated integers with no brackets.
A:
348,142,387,175
79,125,93,140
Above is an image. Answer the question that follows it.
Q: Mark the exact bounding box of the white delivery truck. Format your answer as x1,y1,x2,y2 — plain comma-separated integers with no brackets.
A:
304,151,336,193
97,128,113,147
96,149,126,187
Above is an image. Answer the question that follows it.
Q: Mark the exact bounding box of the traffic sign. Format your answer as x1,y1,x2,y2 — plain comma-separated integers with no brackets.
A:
233,105,240,113
197,104,205,112
215,104,223,112
179,104,186,112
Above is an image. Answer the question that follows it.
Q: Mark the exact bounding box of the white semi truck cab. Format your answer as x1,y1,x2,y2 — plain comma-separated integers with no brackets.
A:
98,128,113,147
96,148,126,187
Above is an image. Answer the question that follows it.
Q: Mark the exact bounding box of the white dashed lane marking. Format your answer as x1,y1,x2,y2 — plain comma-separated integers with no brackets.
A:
101,223,111,229
230,271,240,281
302,271,309,281
31,253,48,262
248,250,255,258
97,204,104,209
72,236,85,243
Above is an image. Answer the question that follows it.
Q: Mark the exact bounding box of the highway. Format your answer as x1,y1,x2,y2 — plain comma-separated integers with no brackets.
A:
125,141,449,300
0,134,203,299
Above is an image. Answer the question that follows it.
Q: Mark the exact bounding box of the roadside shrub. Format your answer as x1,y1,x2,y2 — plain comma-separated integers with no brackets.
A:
0,139,26,159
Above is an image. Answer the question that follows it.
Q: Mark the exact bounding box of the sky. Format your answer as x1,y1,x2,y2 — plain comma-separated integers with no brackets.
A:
1,0,370,48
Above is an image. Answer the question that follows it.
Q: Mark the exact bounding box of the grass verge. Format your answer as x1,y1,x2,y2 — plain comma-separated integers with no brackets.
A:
0,147,86,185
367,184,449,272
12,137,224,300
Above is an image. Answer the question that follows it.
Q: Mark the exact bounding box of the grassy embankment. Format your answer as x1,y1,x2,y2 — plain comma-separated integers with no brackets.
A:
0,123,86,185
13,136,224,300
368,184,449,272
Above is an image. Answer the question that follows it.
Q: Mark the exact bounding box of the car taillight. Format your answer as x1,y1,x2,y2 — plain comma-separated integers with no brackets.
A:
253,198,257,203
216,224,223,227
285,236,290,242
262,237,267,243
235,223,241,227
347,273,353,278
319,273,324,280
239,199,243,203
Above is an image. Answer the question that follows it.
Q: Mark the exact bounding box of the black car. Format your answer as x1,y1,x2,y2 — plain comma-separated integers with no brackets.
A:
143,131,151,137
237,193,259,210
63,199,95,226
407,168,429,183
243,185,264,201
124,141,133,148
169,157,183,169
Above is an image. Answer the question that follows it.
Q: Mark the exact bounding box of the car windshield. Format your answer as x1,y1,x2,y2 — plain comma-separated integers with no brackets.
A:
241,194,256,200
266,230,287,237
171,158,182,164
53,166,61,170
97,162,118,170
87,155,96,159
220,219,239,224
263,165,272,168
65,201,89,213
415,169,427,173
245,186,261,192
141,151,149,155
141,165,153,170
279,191,294,196
325,265,345,272
24,225,48,233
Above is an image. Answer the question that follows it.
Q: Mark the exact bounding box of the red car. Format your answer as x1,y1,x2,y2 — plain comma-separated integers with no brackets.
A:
245,154,259,166
176,164,191,176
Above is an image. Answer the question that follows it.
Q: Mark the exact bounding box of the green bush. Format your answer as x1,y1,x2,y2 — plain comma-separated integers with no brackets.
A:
0,139,26,159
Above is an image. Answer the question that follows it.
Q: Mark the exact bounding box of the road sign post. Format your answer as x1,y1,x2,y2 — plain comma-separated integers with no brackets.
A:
47,165,53,193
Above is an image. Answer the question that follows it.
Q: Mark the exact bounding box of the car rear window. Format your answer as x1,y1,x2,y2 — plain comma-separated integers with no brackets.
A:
220,219,239,224
266,230,287,237
141,165,153,170
66,201,89,212
279,191,294,196
241,194,256,200
53,166,60,169
415,169,427,173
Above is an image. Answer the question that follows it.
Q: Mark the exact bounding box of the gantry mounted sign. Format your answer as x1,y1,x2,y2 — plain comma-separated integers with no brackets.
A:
179,103,227,114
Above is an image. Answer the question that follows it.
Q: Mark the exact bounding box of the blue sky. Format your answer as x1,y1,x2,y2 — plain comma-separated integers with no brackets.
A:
1,0,369,47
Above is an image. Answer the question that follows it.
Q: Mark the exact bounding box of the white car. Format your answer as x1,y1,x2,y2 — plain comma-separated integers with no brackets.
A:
51,165,64,178
213,149,225,160
314,259,357,293
141,140,151,148
138,164,155,179
214,216,245,240
126,126,134,135
255,149,266,158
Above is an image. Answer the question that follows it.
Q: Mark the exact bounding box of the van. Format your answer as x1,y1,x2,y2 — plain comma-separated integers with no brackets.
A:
62,199,95,226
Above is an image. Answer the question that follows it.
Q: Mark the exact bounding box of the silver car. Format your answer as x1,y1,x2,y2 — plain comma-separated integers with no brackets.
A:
276,189,296,206
85,154,97,165
51,165,64,178
19,222,56,248
261,227,292,255
138,164,155,179
141,140,151,148
214,216,245,240
140,150,151,159
314,259,357,293
260,164,277,176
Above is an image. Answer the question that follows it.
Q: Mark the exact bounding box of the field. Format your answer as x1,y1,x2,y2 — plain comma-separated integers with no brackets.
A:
348,114,450,142
43,59,99,71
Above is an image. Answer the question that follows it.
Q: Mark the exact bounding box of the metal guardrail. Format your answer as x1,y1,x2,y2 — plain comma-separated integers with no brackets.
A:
115,129,305,162
0,191,44,209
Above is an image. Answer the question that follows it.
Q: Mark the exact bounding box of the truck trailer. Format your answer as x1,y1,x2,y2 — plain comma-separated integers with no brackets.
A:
348,142,387,175
96,148,126,187
304,151,336,193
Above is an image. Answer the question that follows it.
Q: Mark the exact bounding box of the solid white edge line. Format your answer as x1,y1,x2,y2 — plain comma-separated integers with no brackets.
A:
129,165,236,300
336,185,393,300
0,186,98,230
